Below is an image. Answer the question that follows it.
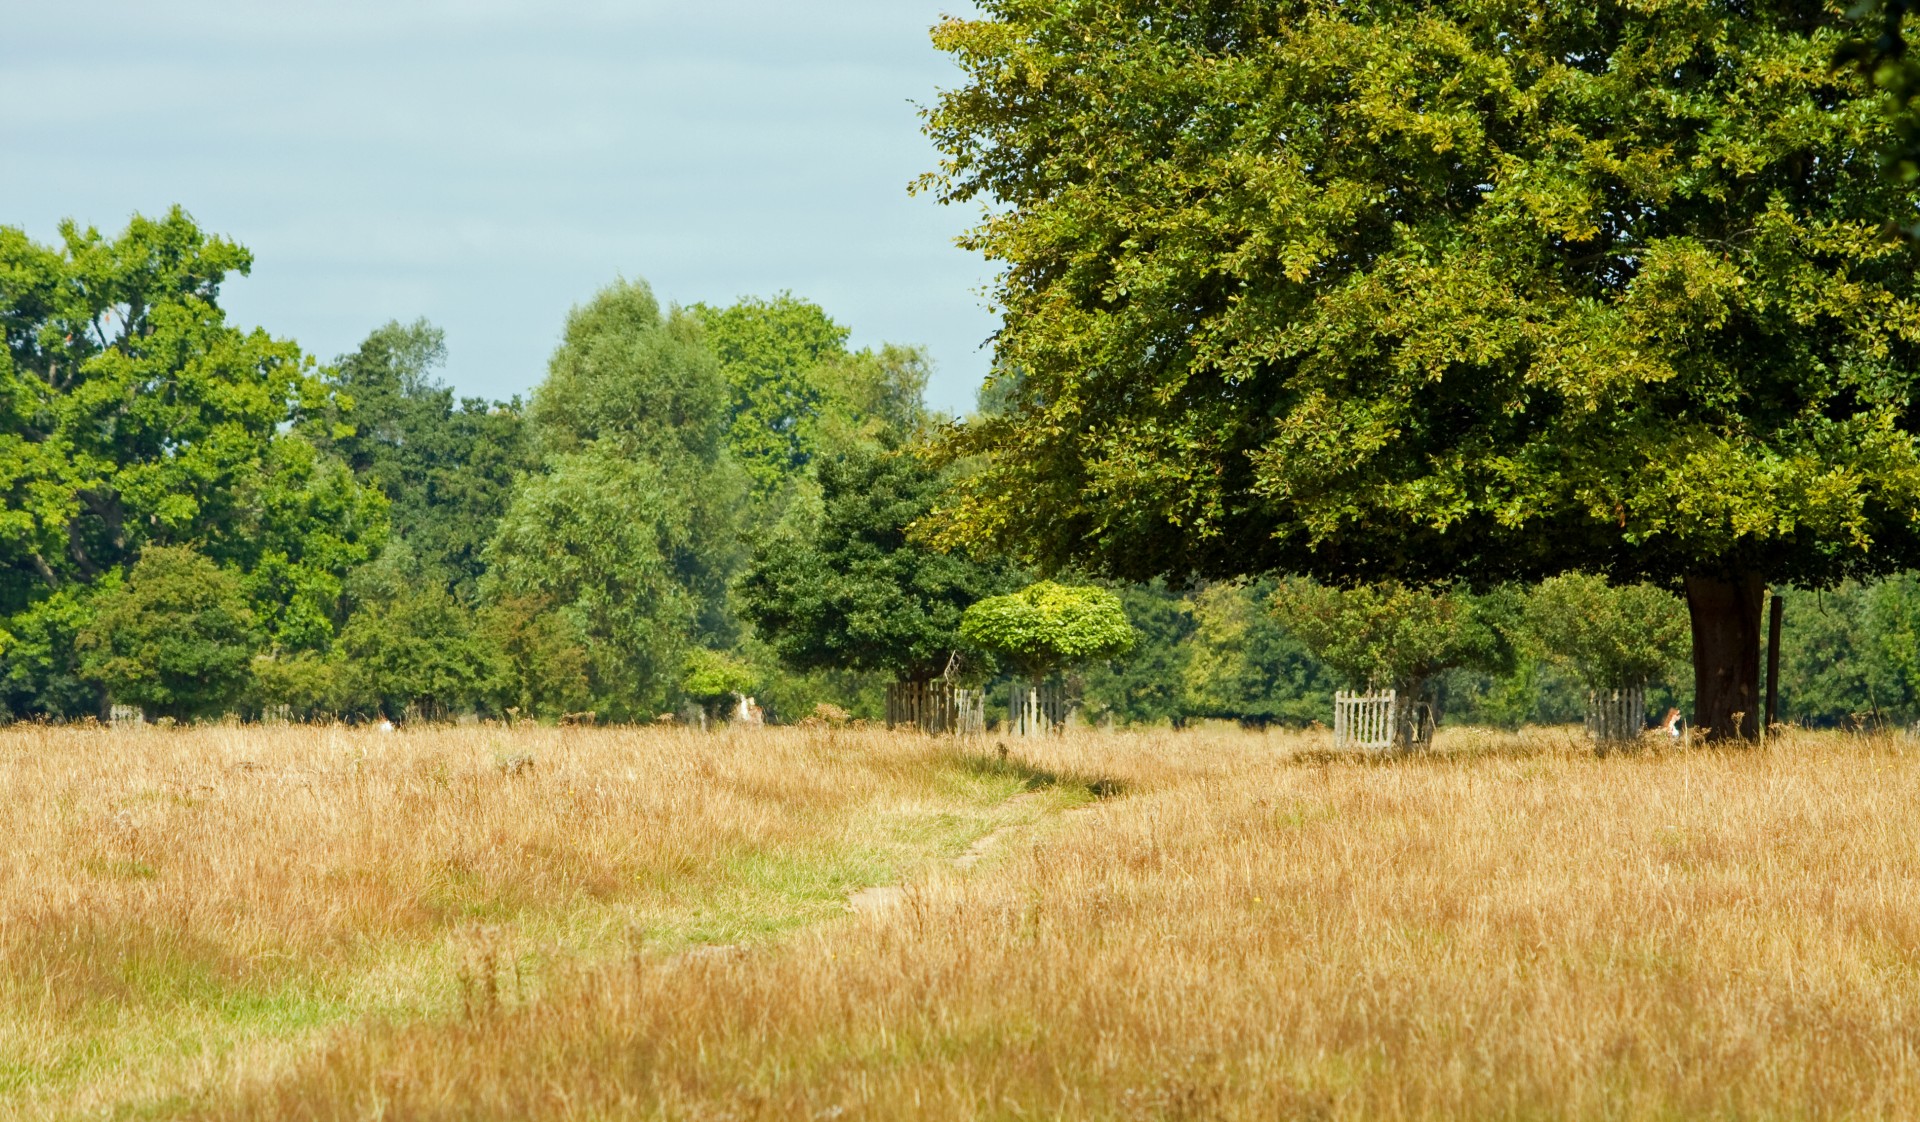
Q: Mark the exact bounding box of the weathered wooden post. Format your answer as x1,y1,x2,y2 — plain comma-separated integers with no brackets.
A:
956,688,986,735
1765,591,1784,738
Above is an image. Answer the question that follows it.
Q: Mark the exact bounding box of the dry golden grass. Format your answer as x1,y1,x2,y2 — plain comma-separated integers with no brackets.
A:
7,723,1920,1120
0,723,1077,1120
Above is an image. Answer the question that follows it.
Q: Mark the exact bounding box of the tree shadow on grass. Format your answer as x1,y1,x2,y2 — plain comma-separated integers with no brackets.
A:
1284,728,1589,768
953,744,1129,800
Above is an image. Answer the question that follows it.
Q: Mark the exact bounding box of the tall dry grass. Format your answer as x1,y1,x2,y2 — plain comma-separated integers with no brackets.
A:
0,723,1068,1119
182,726,1920,1120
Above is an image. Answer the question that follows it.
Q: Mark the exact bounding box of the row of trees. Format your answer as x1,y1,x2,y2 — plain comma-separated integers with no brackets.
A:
1072,576,1685,733
10,206,1920,731
0,211,948,723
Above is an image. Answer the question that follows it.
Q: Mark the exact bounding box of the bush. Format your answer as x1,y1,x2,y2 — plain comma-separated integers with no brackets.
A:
478,595,594,721
251,651,347,722
336,585,494,721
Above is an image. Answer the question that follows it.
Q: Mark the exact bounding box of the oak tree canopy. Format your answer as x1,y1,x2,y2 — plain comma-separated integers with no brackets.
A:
926,0,1920,738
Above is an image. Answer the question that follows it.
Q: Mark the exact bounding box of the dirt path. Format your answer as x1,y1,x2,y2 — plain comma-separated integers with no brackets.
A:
664,790,1060,969
847,790,1049,914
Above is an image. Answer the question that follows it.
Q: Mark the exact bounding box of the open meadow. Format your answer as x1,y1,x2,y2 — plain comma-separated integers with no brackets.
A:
4,722,1920,1120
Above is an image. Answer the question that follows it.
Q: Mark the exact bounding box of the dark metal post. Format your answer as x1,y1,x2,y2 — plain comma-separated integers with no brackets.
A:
1765,592,1784,736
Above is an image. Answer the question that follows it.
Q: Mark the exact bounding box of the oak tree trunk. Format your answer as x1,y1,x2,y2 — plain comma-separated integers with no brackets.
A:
1685,573,1765,742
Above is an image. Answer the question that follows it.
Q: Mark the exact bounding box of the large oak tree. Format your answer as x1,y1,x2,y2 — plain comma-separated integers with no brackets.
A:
926,0,1920,739
0,209,385,718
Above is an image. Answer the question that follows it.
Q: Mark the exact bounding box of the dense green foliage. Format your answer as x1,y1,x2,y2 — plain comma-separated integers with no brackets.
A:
1844,0,1920,189
312,320,534,603
695,296,940,506
0,215,941,725
478,595,593,721
76,546,254,721
1777,577,1920,726
483,282,744,718
1523,575,1690,691
960,582,1137,681
1,210,386,718
739,440,1021,680
925,0,1920,738
1269,581,1513,696
1078,582,1199,725
928,0,1920,587
695,296,851,499
1181,581,1338,725
7,203,1914,734
1079,579,1337,727
332,551,495,721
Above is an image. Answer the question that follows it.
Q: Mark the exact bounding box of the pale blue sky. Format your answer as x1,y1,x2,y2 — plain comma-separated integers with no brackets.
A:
0,0,994,413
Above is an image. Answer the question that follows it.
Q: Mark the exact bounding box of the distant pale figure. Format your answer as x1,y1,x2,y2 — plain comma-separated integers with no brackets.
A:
1661,708,1683,740
376,718,396,734
735,696,764,726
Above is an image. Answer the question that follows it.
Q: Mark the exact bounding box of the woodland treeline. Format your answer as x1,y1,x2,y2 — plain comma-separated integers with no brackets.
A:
4,210,1920,731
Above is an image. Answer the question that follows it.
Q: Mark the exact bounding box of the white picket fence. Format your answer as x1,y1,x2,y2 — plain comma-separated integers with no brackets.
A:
1586,687,1646,747
1334,690,1398,751
1008,679,1069,738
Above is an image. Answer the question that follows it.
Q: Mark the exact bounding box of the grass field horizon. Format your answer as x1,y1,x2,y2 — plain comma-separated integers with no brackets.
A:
4,722,1918,1119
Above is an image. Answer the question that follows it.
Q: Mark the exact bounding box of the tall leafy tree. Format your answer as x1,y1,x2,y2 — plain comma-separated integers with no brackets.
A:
0,208,383,716
694,295,851,497
695,295,939,506
315,320,534,602
238,432,388,653
487,453,708,715
926,1,1920,740
737,439,1020,681
487,280,744,716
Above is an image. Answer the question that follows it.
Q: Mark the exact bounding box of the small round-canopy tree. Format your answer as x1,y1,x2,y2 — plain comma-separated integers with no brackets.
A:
960,581,1137,683
76,546,255,722
680,648,759,724
926,1,1920,741
1268,580,1511,746
1523,575,1691,695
